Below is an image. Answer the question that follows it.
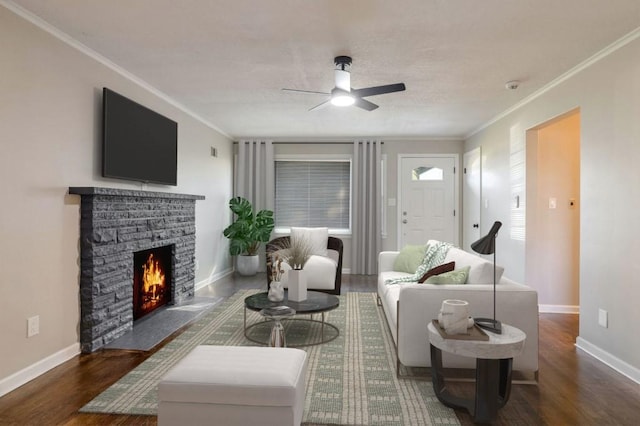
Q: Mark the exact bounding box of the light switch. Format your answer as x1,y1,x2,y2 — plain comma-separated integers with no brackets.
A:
549,197,557,209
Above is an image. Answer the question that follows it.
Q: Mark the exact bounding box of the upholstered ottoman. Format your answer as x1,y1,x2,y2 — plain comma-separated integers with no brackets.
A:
158,345,308,426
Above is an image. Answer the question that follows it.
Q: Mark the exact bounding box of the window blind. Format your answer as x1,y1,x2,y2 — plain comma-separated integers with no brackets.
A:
275,161,351,230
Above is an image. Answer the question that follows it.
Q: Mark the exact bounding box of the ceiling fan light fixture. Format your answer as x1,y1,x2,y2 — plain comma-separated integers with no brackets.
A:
283,56,405,111
331,93,355,107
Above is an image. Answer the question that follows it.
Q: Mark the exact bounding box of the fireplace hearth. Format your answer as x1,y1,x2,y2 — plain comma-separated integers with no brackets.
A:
69,187,205,353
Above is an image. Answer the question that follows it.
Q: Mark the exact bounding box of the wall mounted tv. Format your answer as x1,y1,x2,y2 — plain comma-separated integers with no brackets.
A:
102,87,178,186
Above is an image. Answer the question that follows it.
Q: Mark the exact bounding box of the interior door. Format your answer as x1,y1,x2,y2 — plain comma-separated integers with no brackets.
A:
399,156,456,247
463,147,482,251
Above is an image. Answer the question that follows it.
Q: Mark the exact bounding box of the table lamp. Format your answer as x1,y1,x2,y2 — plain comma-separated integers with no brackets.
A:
471,221,502,334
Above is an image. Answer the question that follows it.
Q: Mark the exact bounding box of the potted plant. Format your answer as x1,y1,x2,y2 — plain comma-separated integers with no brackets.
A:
223,196,275,276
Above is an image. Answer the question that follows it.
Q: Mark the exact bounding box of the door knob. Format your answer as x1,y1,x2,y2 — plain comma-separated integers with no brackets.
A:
473,224,479,228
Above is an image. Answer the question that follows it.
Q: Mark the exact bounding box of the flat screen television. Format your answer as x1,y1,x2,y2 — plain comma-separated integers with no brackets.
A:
102,87,178,186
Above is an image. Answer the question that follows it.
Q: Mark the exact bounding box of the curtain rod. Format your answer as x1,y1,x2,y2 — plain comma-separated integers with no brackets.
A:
233,141,384,145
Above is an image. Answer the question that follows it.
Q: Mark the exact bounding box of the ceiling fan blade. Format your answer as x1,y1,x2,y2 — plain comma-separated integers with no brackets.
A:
352,83,406,98
309,99,331,111
282,88,331,95
353,97,379,111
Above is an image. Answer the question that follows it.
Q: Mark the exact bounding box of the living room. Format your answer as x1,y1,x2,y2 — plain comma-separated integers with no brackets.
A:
1,0,640,424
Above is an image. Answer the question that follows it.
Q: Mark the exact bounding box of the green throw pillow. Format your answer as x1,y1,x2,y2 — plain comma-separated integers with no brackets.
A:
393,244,426,273
424,266,470,284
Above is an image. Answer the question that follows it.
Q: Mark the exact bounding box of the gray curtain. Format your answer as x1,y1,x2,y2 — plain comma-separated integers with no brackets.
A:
234,140,274,271
235,140,274,211
351,140,382,274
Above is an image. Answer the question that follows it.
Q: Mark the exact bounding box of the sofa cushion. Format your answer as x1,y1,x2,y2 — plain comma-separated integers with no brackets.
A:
418,261,455,283
393,244,426,273
424,266,470,284
441,246,504,284
291,227,328,256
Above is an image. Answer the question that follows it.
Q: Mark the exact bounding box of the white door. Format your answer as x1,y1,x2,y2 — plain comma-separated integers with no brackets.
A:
399,156,457,247
463,147,482,251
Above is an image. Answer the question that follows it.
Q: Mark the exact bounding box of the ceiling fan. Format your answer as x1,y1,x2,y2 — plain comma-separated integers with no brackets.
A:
282,56,406,111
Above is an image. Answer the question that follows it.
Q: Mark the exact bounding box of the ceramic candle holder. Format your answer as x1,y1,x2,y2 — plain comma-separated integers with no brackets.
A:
438,299,472,334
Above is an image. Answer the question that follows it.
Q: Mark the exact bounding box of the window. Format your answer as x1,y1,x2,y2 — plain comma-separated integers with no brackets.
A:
275,158,351,233
412,166,444,181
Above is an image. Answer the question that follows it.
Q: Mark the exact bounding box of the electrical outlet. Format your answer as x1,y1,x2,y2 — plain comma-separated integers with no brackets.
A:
27,315,40,337
195,260,200,271
598,309,608,328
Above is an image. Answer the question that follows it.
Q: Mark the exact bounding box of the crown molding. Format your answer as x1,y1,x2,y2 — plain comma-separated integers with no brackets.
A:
1,0,232,140
466,26,640,139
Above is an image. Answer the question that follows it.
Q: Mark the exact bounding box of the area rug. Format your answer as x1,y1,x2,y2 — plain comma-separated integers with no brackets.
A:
81,290,460,425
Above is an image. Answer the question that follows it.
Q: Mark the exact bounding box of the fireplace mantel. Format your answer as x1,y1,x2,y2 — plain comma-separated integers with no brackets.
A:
69,186,205,200
69,187,205,352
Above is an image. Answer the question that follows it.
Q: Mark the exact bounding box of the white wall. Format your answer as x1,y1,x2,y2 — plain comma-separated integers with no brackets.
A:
0,5,233,390
465,33,640,381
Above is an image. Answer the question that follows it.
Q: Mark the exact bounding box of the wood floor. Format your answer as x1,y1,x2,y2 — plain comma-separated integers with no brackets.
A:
1,274,639,425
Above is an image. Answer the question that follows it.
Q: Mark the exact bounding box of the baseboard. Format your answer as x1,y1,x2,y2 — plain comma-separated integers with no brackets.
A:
194,268,234,291
0,269,232,398
0,343,80,398
576,337,640,385
539,304,579,314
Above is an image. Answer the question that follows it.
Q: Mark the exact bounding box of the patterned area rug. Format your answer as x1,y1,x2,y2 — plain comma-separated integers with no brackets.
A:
81,290,460,425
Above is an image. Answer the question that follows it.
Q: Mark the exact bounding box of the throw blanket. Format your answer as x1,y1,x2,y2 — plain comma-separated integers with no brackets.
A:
385,241,452,285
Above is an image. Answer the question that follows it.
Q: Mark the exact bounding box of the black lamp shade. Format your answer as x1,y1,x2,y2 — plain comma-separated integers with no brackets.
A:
471,221,502,255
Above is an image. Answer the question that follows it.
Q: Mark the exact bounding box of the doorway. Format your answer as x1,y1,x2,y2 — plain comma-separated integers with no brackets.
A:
526,109,580,313
463,147,482,252
397,155,458,248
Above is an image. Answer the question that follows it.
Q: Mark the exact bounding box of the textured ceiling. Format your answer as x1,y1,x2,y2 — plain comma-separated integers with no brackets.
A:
7,0,640,139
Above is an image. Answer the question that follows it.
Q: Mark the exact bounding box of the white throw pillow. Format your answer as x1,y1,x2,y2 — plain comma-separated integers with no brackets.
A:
443,246,505,284
290,227,328,256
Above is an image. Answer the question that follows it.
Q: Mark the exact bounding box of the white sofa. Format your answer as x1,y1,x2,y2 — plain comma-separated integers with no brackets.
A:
377,243,539,377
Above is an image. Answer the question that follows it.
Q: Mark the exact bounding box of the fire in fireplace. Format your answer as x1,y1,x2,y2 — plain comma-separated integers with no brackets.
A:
133,245,173,320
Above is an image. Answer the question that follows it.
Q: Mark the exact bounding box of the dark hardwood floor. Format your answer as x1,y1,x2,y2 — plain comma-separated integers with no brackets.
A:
1,274,639,425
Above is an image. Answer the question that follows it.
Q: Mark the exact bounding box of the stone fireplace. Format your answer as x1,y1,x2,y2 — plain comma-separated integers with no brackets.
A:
69,187,205,353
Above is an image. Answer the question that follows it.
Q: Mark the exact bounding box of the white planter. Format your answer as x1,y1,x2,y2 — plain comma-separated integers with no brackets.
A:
287,269,307,302
236,255,259,276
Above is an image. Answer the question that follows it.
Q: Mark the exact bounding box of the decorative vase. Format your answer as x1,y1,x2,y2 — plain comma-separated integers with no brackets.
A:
236,255,259,276
438,299,472,334
268,281,284,302
287,269,307,302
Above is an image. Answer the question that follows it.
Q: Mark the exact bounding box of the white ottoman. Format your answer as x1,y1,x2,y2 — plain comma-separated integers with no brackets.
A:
158,345,308,426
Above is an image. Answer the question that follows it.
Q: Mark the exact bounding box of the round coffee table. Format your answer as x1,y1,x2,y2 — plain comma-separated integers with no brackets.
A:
244,291,339,347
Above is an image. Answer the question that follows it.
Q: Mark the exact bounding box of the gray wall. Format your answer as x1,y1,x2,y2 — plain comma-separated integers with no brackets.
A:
465,34,640,381
0,6,233,388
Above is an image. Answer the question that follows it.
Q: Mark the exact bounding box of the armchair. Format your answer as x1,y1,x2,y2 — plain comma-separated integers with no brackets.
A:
266,235,343,295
